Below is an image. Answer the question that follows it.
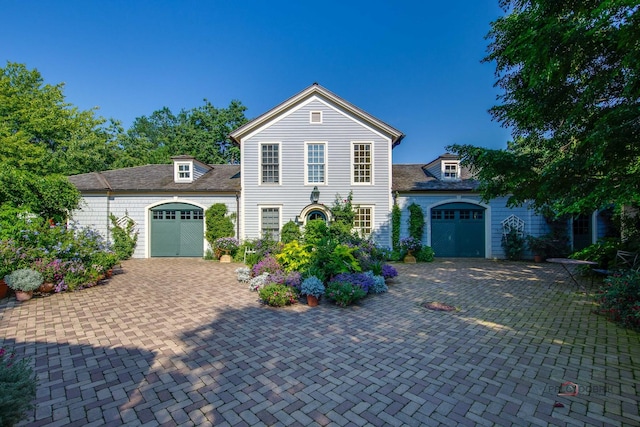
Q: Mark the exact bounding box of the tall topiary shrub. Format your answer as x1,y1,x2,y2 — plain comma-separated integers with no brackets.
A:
109,213,138,260
408,203,425,242
205,203,235,247
391,201,401,251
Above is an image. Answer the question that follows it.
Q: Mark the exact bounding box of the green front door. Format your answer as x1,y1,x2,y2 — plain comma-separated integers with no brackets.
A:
431,203,485,257
150,203,204,257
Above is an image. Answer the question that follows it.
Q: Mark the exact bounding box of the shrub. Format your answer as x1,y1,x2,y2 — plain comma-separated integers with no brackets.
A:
308,238,360,282
276,241,312,273
595,271,640,330
300,276,325,298
235,267,250,282
382,264,398,280
205,203,235,247
408,203,425,241
416,246,435,262
258,283,298,307
251,255,281,277
280,220,301,244
109,213,137,260
0,347,37,427
502,228,525,260
330,272,374,294
366,271,388,294
248,273,270,292
4,269,43,292
325,281,367,307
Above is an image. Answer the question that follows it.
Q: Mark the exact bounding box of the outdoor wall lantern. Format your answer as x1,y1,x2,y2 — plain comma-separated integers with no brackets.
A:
311,186,320,203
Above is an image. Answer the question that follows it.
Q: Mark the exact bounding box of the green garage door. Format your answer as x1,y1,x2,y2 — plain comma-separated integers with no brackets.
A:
150,203,204,257
431,203,485,257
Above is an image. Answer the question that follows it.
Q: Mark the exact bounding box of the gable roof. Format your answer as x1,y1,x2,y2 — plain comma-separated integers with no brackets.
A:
229,83,405,147
68,164,240,193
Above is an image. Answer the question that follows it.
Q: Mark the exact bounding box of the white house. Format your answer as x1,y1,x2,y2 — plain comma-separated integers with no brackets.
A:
68,84,605,258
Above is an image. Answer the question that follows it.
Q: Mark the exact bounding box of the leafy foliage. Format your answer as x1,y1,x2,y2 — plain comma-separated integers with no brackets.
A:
0,347,37,427
4,268,43,292
325,280,367,307
276,240,312,273
449,1,640,215
258,283,298,307
595,271,640,330
109,213,138,260
280,220,301,244
502,228,525,260
300,276,325,298
416,246,435,262
407,203,425,242
391,201,401,251
205,204,235,247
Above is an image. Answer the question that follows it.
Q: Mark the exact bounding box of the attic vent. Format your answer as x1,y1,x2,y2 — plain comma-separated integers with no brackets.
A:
310,111,322,124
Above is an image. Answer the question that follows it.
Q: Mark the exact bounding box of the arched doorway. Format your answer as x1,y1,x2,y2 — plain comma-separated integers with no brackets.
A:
298,204,331,226
431,202,486,257
150,202,204,257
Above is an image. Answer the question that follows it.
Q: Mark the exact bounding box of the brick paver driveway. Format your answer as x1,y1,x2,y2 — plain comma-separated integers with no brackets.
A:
1,258,639,426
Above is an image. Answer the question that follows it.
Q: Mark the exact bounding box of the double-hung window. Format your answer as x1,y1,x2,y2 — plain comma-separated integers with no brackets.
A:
261,143,280,184
175,162,192,182
442,161,460,180
354,206,373,238
261,207,280,241
305,142,326,184
352,142,372,184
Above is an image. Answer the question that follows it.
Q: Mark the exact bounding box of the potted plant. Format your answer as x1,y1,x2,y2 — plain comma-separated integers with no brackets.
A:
214,237,239,262
300,276,325,307
526,235,549,262
400,237,422,263
4,268,44,302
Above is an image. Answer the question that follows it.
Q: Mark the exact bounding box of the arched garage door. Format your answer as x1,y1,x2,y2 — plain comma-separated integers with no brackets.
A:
431,203,485,257
150,203,204,257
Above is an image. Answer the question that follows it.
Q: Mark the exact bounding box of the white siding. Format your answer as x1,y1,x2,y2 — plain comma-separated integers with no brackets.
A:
396,193,550,259
70,193,238,258
241,97,394,247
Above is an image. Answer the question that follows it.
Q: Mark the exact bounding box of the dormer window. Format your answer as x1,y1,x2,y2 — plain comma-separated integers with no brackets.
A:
175,162,192,183
442,161,460,180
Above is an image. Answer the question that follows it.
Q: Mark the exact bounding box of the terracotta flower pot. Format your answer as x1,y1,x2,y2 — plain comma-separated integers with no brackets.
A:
37,282,55,293
15,290,33,302
0,279,8,299
306,295,319,307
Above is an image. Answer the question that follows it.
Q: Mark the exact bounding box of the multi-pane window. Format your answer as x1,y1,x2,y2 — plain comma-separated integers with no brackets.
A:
354,207,372,237
443,162,459,180
444,210,455,220
431,210,442,220
175,163,191,181
153,210,176,220
261,207,280,240
353,143,371,183
261,144,279,184
306,143,325,184
180,210,204,220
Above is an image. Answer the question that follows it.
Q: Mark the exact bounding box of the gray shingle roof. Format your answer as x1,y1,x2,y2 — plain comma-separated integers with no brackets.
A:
392,164,480,192
68,164,240,193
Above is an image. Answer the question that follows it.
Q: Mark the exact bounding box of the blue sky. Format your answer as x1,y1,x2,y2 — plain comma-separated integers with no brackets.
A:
1,1,511,164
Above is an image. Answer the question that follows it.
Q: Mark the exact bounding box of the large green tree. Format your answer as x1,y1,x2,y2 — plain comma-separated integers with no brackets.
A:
449,1,639,216
0,62,117,176
115,100,248,167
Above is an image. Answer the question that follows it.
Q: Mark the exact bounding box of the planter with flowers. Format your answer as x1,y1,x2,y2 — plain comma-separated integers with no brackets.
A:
400,237,422,263
4,268,44,302
300,276,325,307
214,237,239,263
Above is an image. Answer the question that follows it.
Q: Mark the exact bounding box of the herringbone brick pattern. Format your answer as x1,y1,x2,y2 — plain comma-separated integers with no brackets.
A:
1,258,638,426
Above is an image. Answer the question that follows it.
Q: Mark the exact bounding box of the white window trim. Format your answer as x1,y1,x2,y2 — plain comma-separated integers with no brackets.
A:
351,141,374,185
310,111,323,124
258,205,282,240
354,205,374,238
304,141,327,186
174,161,193,183
259,141,281,185
442,161,460,181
